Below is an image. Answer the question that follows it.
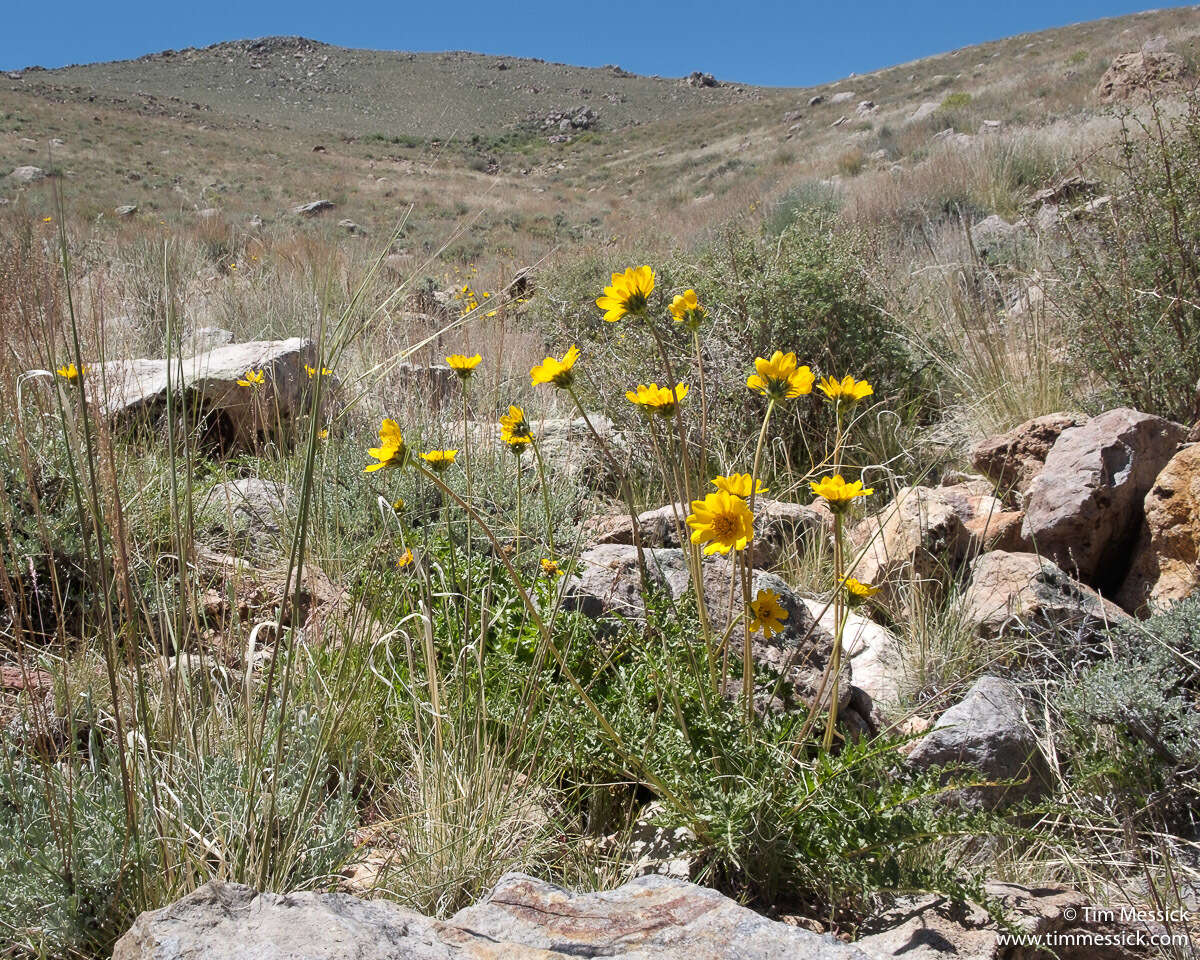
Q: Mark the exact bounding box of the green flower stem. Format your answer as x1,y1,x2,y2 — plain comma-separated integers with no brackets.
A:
530,437,555,549
822,511,846,752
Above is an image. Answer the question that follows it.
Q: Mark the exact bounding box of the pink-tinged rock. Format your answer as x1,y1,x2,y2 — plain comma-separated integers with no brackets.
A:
1021,408,1186,588
970,412,1083,500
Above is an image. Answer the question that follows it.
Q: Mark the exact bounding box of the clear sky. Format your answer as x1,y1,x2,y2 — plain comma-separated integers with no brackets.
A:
2,1,1194,85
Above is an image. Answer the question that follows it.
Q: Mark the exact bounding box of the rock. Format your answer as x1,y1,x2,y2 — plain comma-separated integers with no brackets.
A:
908,101,940,123
114,204,138,217
588,498,830,569
185,326,235,351
829,91,855,104
808,94,825,106
855,100,877,116
625,801,696,880
8,165,46,183
970,412,1084,502
200,478,290,562
699,562,852,716
1021,408,1187,587
802,598,902,712
1027,174,1100,207
562,545,690,620
338,218,364,234
196,208,221,219
114,875,866,959
969,214,1024,256
859,880,1147,959
963,550,1130,643
85,338,327,453
1118,443,1200,611
978,119,1002,134
849,482,1022,603
291,199,335,216
1096,49,1186,102
907,675,1051,810
684,71,718,87
831,116,848,127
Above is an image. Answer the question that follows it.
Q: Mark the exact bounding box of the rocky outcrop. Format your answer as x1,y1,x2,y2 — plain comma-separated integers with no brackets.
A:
963,550,1130,642
1021,408,1186,588
907,675,1052,811
859,881,1148,959
1096,48,1187,103
1119,442,1200,612
200,478,291,563
85,338,329,452
8,165,46,183
970,412,1083,501
849,481,1023,602
561,545,689,620
114,874,868,959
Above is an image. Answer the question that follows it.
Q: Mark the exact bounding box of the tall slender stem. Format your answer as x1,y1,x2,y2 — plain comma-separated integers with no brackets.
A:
822,512,846,752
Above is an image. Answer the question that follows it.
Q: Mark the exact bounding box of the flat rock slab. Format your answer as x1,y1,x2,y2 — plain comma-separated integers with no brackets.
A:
114,873,869,959
85,338,324,451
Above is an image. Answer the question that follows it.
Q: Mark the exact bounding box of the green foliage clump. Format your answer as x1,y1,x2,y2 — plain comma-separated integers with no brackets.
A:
939,92,973,110
1059,597,1200,826
1056,97,1200,423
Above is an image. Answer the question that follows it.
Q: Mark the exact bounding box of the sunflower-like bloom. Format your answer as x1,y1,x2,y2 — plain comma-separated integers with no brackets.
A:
499,405,532,443
392,498,406,513
305,364,333,379
669,289,707,331
540,558,564,578
746,351,814,401
748,588,789,637
842,577,879,606
686,490,755,556
420,449,458,472
809,474,873,512
317,428,329,440
446,353,482,379
365,418,407,473
712,473,768,498
596,266,655,322
237,369,266,388
56,363,86,380
625,382,688,417
396,549,414,569
530,345,580,388
817,374,874,407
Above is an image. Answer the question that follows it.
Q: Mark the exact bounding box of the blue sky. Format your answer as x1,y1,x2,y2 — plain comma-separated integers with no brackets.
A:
2,1,1192,85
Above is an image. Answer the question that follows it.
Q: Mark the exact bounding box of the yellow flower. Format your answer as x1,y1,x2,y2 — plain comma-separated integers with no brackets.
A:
669,289,707,330
446,353,482,379
540,558,564,578
42,217,52,223
817,374,874,407
625,382,688,417
746,351,815,401
420,449,459,472
305,364,333,379
711,473,768,498
809,475,873,512
748,588,789,637
500,405,533,453
56,363,85,381
842,577,879,605
686,491,755,556
236,369,266,388
392,498,406,513
530,345,580,389
596,265,655,322
396,549,414,569
317,428,329,440
365,418,407,472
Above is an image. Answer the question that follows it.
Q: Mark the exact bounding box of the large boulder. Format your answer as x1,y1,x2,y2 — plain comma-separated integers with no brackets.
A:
802,598,902,713
85,338,329,452
114,874,868,959
1118,443,1200,612
963,550,1130,642
850,481,1023,603
588,498,830,569
1096,49,1187,103
1020,408,1187,589
970,412,1083,502
907,676,1052,811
